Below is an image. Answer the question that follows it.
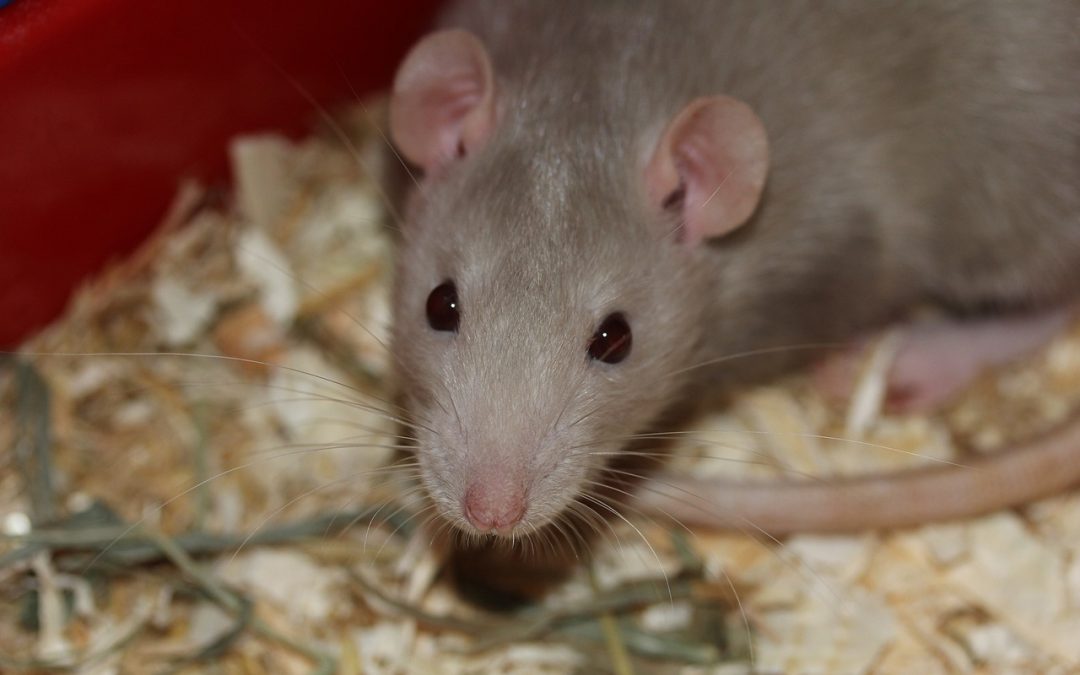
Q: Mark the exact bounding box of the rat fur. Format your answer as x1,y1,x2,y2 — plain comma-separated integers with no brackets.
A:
388,0,1080,538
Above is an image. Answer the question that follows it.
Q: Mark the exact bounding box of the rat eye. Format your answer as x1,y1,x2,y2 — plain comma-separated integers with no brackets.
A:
426,281,460,332
588,313,632,364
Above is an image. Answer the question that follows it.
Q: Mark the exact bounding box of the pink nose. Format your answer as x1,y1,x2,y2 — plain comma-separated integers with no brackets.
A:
463,484,526,533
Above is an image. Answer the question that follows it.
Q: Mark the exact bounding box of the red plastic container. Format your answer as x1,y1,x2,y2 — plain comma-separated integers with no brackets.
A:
0,0,442,347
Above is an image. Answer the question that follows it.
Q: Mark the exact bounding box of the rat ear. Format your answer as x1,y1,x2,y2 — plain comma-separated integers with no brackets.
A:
645,96,769,245
389,29,498,172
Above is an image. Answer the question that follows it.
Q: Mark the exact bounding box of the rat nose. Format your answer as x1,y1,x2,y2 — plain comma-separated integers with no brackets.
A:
463,483,526,534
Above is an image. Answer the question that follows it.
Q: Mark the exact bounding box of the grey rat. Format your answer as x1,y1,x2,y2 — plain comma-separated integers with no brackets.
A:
385,0,1080,537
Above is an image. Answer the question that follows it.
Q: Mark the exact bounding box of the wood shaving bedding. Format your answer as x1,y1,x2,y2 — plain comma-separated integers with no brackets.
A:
2,103,1079,674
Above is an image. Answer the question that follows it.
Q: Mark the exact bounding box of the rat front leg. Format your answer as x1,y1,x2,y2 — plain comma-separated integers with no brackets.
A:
815,306,1076,412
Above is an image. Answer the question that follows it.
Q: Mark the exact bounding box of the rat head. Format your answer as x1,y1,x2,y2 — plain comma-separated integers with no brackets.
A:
387,30,769,541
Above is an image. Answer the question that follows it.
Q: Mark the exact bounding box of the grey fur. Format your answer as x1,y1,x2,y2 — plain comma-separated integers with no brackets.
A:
391,0,1080,536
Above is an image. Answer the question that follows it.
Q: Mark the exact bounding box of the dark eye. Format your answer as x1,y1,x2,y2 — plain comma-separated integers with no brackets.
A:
588,313,632,364
426,281,460,332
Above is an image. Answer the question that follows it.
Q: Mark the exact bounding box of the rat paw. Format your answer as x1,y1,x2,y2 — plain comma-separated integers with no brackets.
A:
811,336,968,413
811,343,866,403
878,337,981,412
814,307,1072,414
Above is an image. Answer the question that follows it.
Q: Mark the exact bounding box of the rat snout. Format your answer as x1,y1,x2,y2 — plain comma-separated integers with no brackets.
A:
463,481,526,535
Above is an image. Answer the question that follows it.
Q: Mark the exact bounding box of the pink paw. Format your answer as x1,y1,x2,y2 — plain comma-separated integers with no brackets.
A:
814,308,1071,413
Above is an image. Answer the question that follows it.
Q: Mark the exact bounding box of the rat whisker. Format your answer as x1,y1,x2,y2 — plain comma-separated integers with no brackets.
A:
544,514,581,561
272,417,419,444
604,470,845,628
564,503,608,552
376,501,439,561
340,77,423,193
426,514,457,550
556,516,590,559
582,475,697,542
441,380,466,441
565,511,596,557
579,492,672,602
527,520,548,557
716,558,756,666
229,22,406,232
170,376,416,420
601,465,757,526
174,371,427,434
589,429,973,470
222,393,430,434
80,447,418,572
552,352,597,432
361,481,427,554
571,498,629,560
246,441,420,460
564,501,610,548
332,485,428,541
533,523,558,559
734,515,850,616
563,398,608,432
587,450,827,483
667,341,853,377
227,463,418,563
17,351,369,396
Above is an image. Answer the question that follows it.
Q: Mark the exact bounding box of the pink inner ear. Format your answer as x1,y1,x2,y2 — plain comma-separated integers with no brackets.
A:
389,29,497,172
645,96,769,245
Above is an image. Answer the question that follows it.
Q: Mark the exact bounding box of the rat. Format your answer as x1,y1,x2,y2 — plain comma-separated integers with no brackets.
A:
384,0,1080,539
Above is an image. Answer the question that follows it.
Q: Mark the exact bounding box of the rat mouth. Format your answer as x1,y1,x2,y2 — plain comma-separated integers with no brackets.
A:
433,504,538,544
410,434,611,547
